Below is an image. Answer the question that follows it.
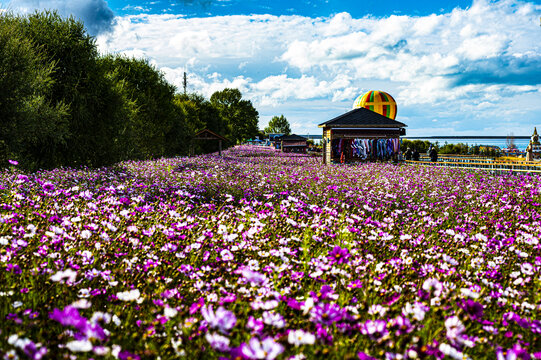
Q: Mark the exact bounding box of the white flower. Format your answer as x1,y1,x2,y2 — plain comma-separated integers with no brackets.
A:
242,337,284,360
116,289,141,302
66,340,93,352
262,311,286,328
439,343,470,360
164,307,178,318
12,301,23,308
301,298,314,315
220,249,234,261
80,230,92,239
520,263,534,276
91,312,111,324
445,316,465,342
71,299,91,309
460,288,480,299
422,278,443,298
51,269,77,284
288,329,315,347
4,349,18,359
402,302,427,321
368,304,387,316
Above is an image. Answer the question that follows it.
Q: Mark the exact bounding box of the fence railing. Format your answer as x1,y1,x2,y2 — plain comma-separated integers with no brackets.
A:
406,159,541,174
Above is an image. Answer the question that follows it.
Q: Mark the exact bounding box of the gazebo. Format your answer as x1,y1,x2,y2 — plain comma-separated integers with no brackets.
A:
319,90,407,164
193,129,227,156
319,107,406,164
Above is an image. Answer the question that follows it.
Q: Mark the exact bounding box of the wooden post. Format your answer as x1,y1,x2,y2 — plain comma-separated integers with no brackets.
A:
219,140,222,156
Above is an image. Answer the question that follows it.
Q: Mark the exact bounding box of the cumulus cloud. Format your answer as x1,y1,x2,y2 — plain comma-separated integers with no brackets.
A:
95,0,541,134
5,0,115,35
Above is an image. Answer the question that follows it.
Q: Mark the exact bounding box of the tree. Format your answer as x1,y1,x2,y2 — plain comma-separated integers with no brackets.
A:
15,11,128,167
264,115,291,135
0,13,69,169
175,93,225,154
100,55,179,159
210,88,259,144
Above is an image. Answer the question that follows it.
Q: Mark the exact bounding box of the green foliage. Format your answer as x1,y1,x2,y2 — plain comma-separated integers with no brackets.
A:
264,115,291,135
210,88,259,144
99,55,184,159
0,13,69,169
174,93,224,155
470,145,500,157
0,11,262,169
437,142,469,155
401,139,432,153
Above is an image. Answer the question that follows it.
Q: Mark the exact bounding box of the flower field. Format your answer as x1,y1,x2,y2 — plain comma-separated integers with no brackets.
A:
1,146,540,360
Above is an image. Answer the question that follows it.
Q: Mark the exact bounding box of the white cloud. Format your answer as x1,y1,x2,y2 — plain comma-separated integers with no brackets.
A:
95,0,541,134
4,0,115,34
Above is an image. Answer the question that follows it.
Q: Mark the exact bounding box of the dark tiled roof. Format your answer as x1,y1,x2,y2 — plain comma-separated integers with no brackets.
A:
319,107,407,128
278,134,308,141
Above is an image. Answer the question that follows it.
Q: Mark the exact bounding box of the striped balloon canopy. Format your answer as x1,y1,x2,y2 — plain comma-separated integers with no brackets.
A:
352,91,397,120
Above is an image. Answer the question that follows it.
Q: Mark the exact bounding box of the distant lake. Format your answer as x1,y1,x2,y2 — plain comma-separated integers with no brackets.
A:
301,135,531,150
404,137,530,150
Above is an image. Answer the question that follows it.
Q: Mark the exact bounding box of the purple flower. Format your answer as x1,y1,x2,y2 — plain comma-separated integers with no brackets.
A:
205,332,230,352
23,341,47,360
328,245,350,264
241,337,283,360
246,316,264,334
460,299,484,320
42,182,55,192
389,315,413,336
201,305,237,334
241,268,267,286
49,306,106,341
358,352,378,360
6,264,22,274
190,298,205,315
360,319,388,340
496,344,531,360
310,303,343,326
17,174,28,182
8,159,18,166
118,350,141,360
50,306,88,331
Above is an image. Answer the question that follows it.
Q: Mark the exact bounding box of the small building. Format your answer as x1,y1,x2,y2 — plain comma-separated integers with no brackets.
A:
277,134,308,153
319,90,407,164
319,105,407,164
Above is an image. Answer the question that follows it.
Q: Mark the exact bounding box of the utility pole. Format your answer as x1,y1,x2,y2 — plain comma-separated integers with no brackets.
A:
183,72,187,95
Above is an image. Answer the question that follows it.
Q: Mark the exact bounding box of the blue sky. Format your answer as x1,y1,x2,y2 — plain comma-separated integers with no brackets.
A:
108,0,474,18
3,0,541,136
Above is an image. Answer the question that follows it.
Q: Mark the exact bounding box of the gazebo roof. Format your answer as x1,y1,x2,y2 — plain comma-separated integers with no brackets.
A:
194,129,227,141
319,107,407,128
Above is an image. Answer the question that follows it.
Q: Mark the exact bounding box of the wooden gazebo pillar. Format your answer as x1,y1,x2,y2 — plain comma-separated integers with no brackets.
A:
193,129,228,157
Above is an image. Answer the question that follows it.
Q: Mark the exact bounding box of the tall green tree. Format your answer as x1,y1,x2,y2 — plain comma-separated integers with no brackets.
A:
264,115,291,135
100,55,180,159
210,88,259,144
174,93,225,154
0,13,69,169
15,11,127,167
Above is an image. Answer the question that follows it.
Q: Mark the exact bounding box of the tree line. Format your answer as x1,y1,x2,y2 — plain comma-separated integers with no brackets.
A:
0,11,259,171
401,139,501,156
